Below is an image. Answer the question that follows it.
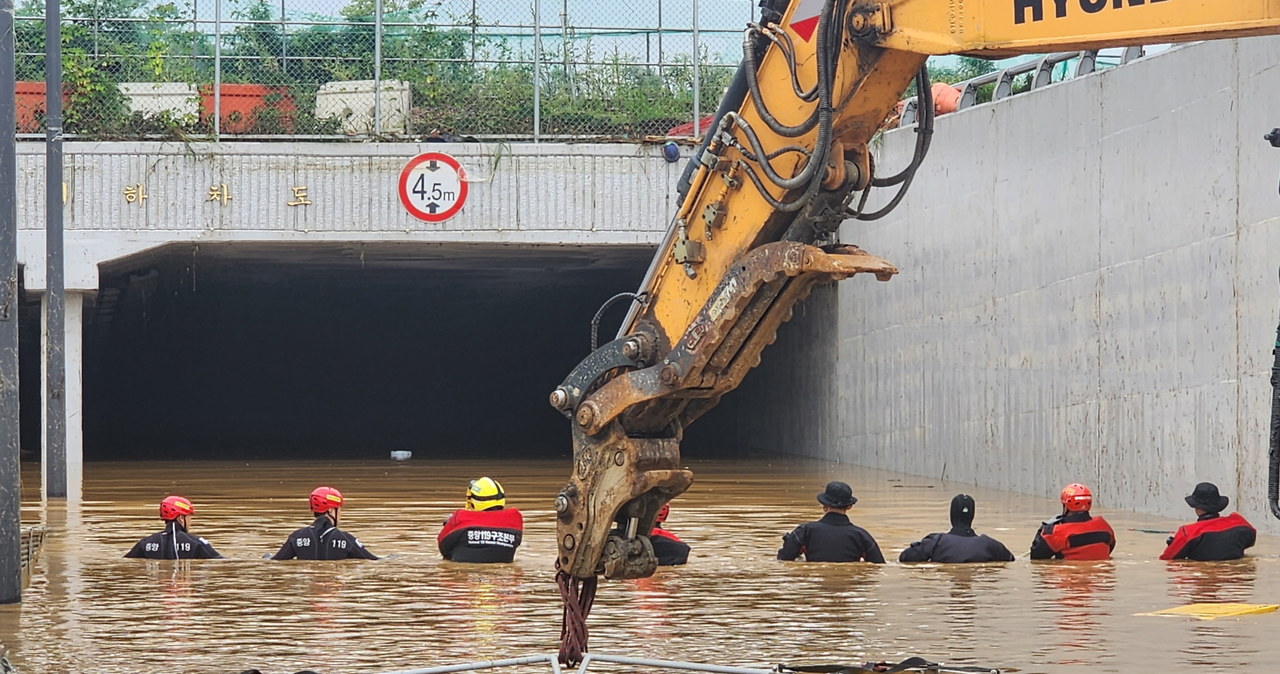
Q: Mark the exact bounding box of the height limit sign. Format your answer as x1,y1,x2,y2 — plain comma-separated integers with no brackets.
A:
398,152,469,222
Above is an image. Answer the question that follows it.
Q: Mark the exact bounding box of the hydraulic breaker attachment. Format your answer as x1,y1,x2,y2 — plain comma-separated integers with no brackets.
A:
554,421,693,580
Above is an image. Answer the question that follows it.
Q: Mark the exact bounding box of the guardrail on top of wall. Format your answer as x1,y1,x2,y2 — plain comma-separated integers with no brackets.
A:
896,47,1150,127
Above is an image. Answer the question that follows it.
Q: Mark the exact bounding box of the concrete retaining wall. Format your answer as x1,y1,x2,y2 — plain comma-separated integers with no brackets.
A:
726,37,1280,531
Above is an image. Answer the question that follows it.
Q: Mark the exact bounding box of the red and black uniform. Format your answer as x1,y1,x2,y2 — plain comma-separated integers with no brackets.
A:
899,526,1016,563
649,526,690,566
778,512,886,563
1030,511,1116,560
1160,511,1256,561
271,515,379,560
438,508,524,563
124,522,223,560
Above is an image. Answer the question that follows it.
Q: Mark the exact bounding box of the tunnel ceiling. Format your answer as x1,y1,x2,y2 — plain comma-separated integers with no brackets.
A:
84,242,658,461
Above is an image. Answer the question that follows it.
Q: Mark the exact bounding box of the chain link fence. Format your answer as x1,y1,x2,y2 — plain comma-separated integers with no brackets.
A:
12,0,752,140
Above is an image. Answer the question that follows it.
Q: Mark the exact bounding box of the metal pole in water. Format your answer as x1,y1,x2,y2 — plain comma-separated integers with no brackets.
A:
0,0,24,604
44,0,66,500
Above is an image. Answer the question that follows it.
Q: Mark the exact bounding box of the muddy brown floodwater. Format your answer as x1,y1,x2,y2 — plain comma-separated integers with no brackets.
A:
2,458,1279,673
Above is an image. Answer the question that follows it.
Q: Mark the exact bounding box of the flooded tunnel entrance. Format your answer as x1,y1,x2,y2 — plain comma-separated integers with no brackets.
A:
83,242,659,461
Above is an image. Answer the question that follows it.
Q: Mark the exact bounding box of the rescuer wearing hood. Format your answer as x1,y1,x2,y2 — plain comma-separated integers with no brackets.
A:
898,494,1016,563
777,481,885,563
1030,483,1116,561
271,486,379,560
125,495,224,559
649,503,691,566
438,477,524,563
1160,482,1256,561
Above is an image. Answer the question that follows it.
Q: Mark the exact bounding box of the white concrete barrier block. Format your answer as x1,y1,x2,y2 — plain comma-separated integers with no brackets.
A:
118,82,199,118
315,79,412,136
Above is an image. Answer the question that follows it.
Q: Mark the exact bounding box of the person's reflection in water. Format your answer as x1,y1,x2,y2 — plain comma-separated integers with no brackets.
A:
305,570,347,629
1166,558,1261,669
1166,557,1257,604
933,565,1005,660
1031,561,1116,667
627,573,681,633
145,559,195,607
813,563,882,626
141,560,206,660
435,568,526,650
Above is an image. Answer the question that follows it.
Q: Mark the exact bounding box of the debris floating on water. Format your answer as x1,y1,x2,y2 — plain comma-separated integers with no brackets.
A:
1137,603,1279,620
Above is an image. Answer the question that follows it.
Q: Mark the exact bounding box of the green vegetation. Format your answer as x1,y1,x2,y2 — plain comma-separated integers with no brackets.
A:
12,0,734,139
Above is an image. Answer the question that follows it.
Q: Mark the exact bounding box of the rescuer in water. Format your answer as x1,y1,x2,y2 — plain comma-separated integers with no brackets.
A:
898,494,1016,563
438,477,524,563
1160,482,1256,561
271,486,379,560
1030,483,1116,561
649,503,691,566
777,481,885,563
125,495,223,559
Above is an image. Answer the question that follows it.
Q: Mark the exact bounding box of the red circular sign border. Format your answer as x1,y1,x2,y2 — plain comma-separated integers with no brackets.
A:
397,152,469,222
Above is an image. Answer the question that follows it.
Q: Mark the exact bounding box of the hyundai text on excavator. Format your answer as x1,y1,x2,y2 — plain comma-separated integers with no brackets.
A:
548,0,1280,664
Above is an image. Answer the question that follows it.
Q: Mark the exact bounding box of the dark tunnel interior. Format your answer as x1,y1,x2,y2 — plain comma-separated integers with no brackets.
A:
10,242,746,462
79,243,651,460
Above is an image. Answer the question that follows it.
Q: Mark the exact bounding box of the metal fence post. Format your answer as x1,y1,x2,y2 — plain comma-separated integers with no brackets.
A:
692,0,701,136
214,0,222,138
280,0,288,78
560,0,568,93
533,0,542,142
657,0,664,78
0,0,24,605
44,0,67,502
375,0,383,136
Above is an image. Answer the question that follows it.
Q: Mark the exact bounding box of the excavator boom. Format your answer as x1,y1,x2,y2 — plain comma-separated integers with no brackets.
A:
551,0,1280,665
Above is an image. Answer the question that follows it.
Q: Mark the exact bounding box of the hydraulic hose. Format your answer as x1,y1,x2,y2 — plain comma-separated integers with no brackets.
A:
676,52,756,200
1269,265,1280,520
742,26,821,137
590,292,646,351
851,65,933,221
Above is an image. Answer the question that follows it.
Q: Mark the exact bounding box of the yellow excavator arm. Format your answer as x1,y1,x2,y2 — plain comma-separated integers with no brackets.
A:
551,0,1280,664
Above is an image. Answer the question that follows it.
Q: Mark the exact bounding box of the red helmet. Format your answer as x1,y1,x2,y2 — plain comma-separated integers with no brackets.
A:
159,495,194,521
1060,483,1093,512
656,503,670,524
310,486,344,513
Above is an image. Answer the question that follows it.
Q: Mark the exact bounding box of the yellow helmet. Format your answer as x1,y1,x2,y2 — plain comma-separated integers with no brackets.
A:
466,477,506,511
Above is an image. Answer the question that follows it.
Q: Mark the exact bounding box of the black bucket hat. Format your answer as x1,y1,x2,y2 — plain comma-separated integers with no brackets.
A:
1185,482,1229,513
817,481,857,508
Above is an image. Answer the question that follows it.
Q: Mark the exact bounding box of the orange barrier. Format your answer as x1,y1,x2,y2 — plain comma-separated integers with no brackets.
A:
199,83,296,134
